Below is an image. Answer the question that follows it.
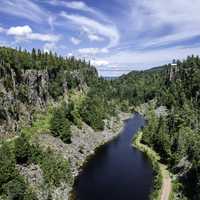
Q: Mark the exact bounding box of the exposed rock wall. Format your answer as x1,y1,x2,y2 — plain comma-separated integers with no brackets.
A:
0,67,66,138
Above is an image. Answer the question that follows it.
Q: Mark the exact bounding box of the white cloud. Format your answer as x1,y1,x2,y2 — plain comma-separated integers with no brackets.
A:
60,12,120,49
88,34,104,42
78,48,108,55
28,33,60,42
70,37,81,45
7,25,32,36
81,27,104,42
0,0,48,23
128,0,200,48
102,46,200,71
90,60,109,67
61,1,94,12
96,45,200,77
50,0,110,23
6,25,60,43
48,16,56,31
81,26,104,42
68,53,73,57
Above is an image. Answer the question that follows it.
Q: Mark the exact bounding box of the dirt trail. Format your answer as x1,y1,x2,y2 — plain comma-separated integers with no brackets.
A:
160,164,172,200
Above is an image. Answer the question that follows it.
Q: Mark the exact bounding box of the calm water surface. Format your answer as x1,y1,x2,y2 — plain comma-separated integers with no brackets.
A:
74,113,153,200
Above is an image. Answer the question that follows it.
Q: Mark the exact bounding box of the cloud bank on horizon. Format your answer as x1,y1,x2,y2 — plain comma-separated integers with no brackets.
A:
0,0,200,76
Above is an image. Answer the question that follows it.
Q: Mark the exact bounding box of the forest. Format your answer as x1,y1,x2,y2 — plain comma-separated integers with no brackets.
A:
0,47,200,199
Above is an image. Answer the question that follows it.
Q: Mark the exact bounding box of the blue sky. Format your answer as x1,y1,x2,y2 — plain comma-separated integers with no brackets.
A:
0,0,200,76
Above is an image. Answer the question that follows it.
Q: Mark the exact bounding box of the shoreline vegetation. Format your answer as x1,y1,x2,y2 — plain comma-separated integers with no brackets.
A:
133,131,172,200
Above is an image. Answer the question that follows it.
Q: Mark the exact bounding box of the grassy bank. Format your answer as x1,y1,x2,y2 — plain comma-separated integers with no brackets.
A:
133,131,172,200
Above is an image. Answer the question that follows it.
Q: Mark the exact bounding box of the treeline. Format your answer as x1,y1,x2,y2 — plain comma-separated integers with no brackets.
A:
105,68,167,107
0,46,97,93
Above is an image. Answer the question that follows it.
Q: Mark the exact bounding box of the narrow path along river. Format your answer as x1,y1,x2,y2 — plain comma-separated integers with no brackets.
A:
74,113,154,200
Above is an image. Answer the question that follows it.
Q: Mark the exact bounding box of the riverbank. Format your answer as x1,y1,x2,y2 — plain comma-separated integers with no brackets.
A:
133,131,172,200
34,111,132,199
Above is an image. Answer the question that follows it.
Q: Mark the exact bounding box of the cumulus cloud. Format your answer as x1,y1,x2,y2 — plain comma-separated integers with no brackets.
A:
70,37,81,45
7,25,32,36
6,25,60,43
60,12,120,49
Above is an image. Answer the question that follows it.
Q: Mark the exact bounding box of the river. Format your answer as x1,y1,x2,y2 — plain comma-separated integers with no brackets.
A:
74,113,153,200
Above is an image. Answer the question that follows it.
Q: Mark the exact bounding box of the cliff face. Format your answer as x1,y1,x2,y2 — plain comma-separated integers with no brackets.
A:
0,66,66,138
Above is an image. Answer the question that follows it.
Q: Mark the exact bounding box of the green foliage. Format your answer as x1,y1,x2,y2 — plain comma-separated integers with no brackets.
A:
21,110,53,138
0,143,33,200
14,134,31,164
28,144,72,187
2,176,26,200
0,46,98,103
0,143,17,192
133,132,162,200
39,149,72,186
150,161,162,200
23,188,38,200
80,95,105,130
50,104,71,143
138,56,200,199
120,100,129,112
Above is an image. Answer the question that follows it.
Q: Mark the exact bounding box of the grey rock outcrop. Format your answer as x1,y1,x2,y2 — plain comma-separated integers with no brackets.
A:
0,67,68,139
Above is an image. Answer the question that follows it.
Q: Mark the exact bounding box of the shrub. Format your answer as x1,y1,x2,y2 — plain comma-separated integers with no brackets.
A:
2,176,26,200
38,149,72,186
0,143,17,192
50,106,71,144
80,96,105,130
14,134,31,164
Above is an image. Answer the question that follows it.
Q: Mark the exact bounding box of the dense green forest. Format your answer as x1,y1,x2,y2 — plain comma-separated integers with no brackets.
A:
0,46,200,199
140,56,200,199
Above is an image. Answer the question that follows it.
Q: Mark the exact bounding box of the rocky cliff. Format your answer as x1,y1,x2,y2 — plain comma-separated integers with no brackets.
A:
0,66,92,139
0,67,56,138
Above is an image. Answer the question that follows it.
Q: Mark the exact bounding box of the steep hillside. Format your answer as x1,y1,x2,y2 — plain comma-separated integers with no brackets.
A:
0,47,97,139
0,47,130,200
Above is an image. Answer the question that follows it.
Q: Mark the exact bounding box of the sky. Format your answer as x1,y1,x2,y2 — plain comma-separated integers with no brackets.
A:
0,0,200,76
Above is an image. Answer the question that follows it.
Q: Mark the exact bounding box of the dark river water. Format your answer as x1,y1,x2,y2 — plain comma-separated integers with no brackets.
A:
74,113,153,200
